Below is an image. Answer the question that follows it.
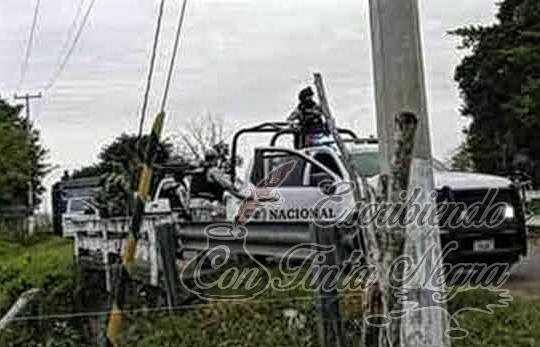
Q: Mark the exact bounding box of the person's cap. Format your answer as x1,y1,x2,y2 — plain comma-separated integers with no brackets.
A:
204,148,219,160
298,87,314,101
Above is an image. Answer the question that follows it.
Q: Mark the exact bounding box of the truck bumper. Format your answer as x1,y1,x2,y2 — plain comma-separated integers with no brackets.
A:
440,226,527,265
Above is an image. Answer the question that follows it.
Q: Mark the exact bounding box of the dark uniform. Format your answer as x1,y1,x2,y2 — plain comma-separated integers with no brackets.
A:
190,166,227,201
190,149,246,202
287,87,329,147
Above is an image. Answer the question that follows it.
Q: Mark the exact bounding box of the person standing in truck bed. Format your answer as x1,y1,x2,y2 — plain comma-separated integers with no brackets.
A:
287,86,331,148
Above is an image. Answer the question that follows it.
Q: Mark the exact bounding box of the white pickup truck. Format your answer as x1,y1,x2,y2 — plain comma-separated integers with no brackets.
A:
62,197,100,238
66,121,528,267
220,122,528,266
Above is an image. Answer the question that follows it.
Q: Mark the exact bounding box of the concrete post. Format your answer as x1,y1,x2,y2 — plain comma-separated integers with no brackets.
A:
368,0,449,346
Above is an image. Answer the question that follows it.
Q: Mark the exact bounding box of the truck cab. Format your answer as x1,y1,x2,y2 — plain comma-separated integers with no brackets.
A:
229,145,355,222
228,122,527,266
149,120,527,267
224,122,358,222
62,196,100,238
348,140,528,266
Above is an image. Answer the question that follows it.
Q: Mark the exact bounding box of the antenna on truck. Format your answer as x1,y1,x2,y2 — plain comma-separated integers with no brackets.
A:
312,72,365,249
312,73,356,178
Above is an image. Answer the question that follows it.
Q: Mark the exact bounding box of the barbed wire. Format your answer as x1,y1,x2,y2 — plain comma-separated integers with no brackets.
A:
9,291,365,322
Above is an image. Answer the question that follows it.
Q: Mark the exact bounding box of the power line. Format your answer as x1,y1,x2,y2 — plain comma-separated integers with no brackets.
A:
137,0,166,138
106,2,191,343
45,0,86,89
44,0,96,91
17,0,41,91
160,0,189,112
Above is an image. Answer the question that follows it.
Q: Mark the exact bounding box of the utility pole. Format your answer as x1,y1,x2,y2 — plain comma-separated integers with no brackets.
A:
368,0,449,346
14,92,42,236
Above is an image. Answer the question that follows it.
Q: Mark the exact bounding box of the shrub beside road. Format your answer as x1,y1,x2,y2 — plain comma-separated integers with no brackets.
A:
0,234,540,346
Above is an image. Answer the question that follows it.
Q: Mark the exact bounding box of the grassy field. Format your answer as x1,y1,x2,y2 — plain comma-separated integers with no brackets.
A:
0,233,73,312
0,234,539,346
121,288,540,347
0,233,78,346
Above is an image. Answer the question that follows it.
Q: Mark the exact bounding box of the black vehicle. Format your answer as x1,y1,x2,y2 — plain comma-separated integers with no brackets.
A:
229,121,527,267
349,141,528,266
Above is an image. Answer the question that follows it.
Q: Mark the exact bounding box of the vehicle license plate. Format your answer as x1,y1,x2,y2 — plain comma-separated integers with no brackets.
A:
473,239,495,252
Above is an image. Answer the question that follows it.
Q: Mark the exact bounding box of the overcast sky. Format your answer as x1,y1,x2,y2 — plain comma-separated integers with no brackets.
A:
0,0,498,210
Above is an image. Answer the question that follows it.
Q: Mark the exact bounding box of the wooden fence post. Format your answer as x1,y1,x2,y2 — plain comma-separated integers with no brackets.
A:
155,221,180,310
312,224,344,347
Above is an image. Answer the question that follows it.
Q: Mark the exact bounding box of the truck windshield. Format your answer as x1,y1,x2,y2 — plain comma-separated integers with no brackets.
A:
351,151,380,177
350,149,449,177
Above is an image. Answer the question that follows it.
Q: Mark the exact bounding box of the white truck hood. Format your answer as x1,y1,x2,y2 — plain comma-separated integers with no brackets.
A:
366,171,512,191
433,171,512,190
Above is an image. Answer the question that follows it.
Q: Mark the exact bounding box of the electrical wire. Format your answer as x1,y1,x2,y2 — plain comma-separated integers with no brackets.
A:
17,0,41,91
9,292,365,322
137,0,166,138
43,0,96,91
159,0,189,112
44,0,86,90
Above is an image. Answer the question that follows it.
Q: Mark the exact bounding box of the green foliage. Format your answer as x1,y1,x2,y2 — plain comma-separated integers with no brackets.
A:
529,199,540,215
1,235,539,346
452,0,540,186
126,302,318,347
122,288,540,347
124,278,318,347
72,133,172,217
450,142,475,171
0,99,50,209
0,234,73,312
42,321,83,347
449,289,540,347
0,234,81,347
71,164,107,179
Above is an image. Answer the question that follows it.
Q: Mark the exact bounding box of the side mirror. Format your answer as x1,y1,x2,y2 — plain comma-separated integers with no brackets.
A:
320,179,337,195
313,175,336,195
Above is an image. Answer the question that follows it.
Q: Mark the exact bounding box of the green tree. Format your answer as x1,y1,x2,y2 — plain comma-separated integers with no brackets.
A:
73,133,172,217
450,142,474,171
452,0,540,185
0,99,49,209
72,114,229,217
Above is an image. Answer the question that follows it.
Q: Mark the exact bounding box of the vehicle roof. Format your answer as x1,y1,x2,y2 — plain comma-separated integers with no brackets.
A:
434,171,512,190
59,176,101,189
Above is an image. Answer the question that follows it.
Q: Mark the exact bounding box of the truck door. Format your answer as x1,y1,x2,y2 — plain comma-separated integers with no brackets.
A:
248,148,354,222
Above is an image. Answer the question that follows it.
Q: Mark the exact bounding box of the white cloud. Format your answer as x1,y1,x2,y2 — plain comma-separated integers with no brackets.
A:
0,0,498,211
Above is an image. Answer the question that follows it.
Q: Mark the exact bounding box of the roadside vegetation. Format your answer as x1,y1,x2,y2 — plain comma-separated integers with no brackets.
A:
124,287,540,347
0,99,50,210
529,199,540,215
0,232,80,346
0,232,72,311
0,234,539,347
451,0,540,187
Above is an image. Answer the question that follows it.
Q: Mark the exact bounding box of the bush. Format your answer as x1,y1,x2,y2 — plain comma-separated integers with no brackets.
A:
0,234,81,347
2,234,539,347
123,288,540,347
530,200,540,215
449,289,540,347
